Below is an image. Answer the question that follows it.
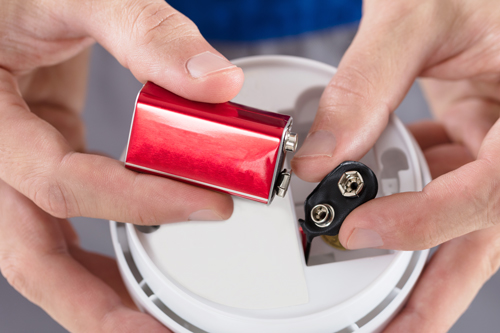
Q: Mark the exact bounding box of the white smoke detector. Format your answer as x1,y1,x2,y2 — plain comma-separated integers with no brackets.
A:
111,55,430,333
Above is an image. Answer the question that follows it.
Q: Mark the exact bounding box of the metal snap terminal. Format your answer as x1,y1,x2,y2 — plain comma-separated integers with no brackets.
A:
338,171,364,197
275,169,292,197
311,204,335,228
321,235,346,250
284,132,298,152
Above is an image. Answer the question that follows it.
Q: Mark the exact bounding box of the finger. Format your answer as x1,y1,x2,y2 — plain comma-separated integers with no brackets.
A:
292,1,450,181
441,99,500,157
407,120,451,151
423,143,474,179
59,0,243,103
58,221,124,302
19,49,91,152
384,226,500,333
421,79,500,156
0,71,233,223
0,182,170,333
407,121,473,178
59,220,80,247
68,245,137,310
7,244,170,333
19,48,90,116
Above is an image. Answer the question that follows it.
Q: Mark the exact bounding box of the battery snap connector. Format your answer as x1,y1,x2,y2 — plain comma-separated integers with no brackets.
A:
299,161,378,261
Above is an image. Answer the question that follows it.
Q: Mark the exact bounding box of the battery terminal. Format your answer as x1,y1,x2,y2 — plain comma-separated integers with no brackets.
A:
338,171,364,197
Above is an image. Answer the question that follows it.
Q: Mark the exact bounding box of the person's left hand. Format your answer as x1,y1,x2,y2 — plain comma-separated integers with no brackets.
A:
0,178,170,331
0,50,170,331
0,0,243,330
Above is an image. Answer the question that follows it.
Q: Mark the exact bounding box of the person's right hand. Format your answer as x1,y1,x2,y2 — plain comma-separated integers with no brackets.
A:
291,0,500,331
0,0,243,331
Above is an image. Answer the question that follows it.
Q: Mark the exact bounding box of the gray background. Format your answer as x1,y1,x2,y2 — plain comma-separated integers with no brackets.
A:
1,26,500,332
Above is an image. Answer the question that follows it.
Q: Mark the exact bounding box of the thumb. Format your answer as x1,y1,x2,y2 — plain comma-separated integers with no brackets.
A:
64,0,243,103
291,1,445,182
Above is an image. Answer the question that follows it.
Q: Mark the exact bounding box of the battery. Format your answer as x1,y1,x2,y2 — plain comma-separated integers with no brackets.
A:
125,82,297,204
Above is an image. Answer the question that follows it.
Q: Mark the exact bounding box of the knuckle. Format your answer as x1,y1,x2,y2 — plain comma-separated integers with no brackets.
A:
130,174,162,225
29,177,72,218
482,239,500,281
417,229,439,250
485,236,500,279
100,306,139,333
470,159,500,228
464,229,500,283
326,66,375,101
436,161,493,232
484,163,500,227
417,188,451,248
413,218,441,249
0,253,29,296
129,1,199,46
133,200,160,226
324,66,391,116
0,250,67,307
22,155,80,219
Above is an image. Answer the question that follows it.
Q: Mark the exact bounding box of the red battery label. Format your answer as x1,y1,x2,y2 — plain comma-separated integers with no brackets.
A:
125,82,296,204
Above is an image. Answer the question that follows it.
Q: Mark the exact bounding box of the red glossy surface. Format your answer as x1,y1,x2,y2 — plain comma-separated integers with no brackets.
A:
126,82,291,203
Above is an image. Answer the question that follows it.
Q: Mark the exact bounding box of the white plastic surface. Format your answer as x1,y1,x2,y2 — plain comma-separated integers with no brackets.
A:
111,55,431,333
138,193,308,310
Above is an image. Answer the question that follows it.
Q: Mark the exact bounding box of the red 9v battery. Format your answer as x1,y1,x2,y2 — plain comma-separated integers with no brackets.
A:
125,82,298,204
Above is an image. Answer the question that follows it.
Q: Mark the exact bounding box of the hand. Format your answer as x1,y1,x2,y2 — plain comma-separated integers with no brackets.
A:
0,179,172,332
0,0,243,331
291,0,500,331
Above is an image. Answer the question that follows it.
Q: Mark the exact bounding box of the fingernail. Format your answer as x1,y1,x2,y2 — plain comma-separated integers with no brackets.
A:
346,228,384,249
188,209,224,221
186,52,236,78
294,130,336,158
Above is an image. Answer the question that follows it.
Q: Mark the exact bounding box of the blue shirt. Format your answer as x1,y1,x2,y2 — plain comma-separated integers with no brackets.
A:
168,0,362,41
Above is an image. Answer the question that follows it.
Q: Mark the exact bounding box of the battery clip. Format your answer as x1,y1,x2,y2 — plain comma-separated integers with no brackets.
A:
299,161,378,261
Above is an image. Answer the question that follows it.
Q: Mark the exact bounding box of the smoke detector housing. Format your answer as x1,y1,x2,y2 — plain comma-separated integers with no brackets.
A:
111,55,431,333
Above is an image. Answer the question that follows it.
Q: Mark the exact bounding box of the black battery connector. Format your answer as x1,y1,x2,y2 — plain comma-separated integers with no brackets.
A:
299,161,378,262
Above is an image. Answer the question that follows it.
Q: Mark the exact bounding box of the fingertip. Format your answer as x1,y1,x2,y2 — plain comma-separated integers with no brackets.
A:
291,156,332,182
183,51,245,102
210,191,234,221
146,57,244,104
291,129,337,181
77,0,245,104
340,191,442,251
338,196,398,250
344,228,384,250
291,101,390,183
338,212,372,250
133,175,235,224
185,65,245,103
175,187,234,222
186,52,234,79
338,224,352,250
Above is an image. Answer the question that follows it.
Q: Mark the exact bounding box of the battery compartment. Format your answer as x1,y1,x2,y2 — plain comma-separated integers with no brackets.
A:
283,87,416,266
289,157,394,266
